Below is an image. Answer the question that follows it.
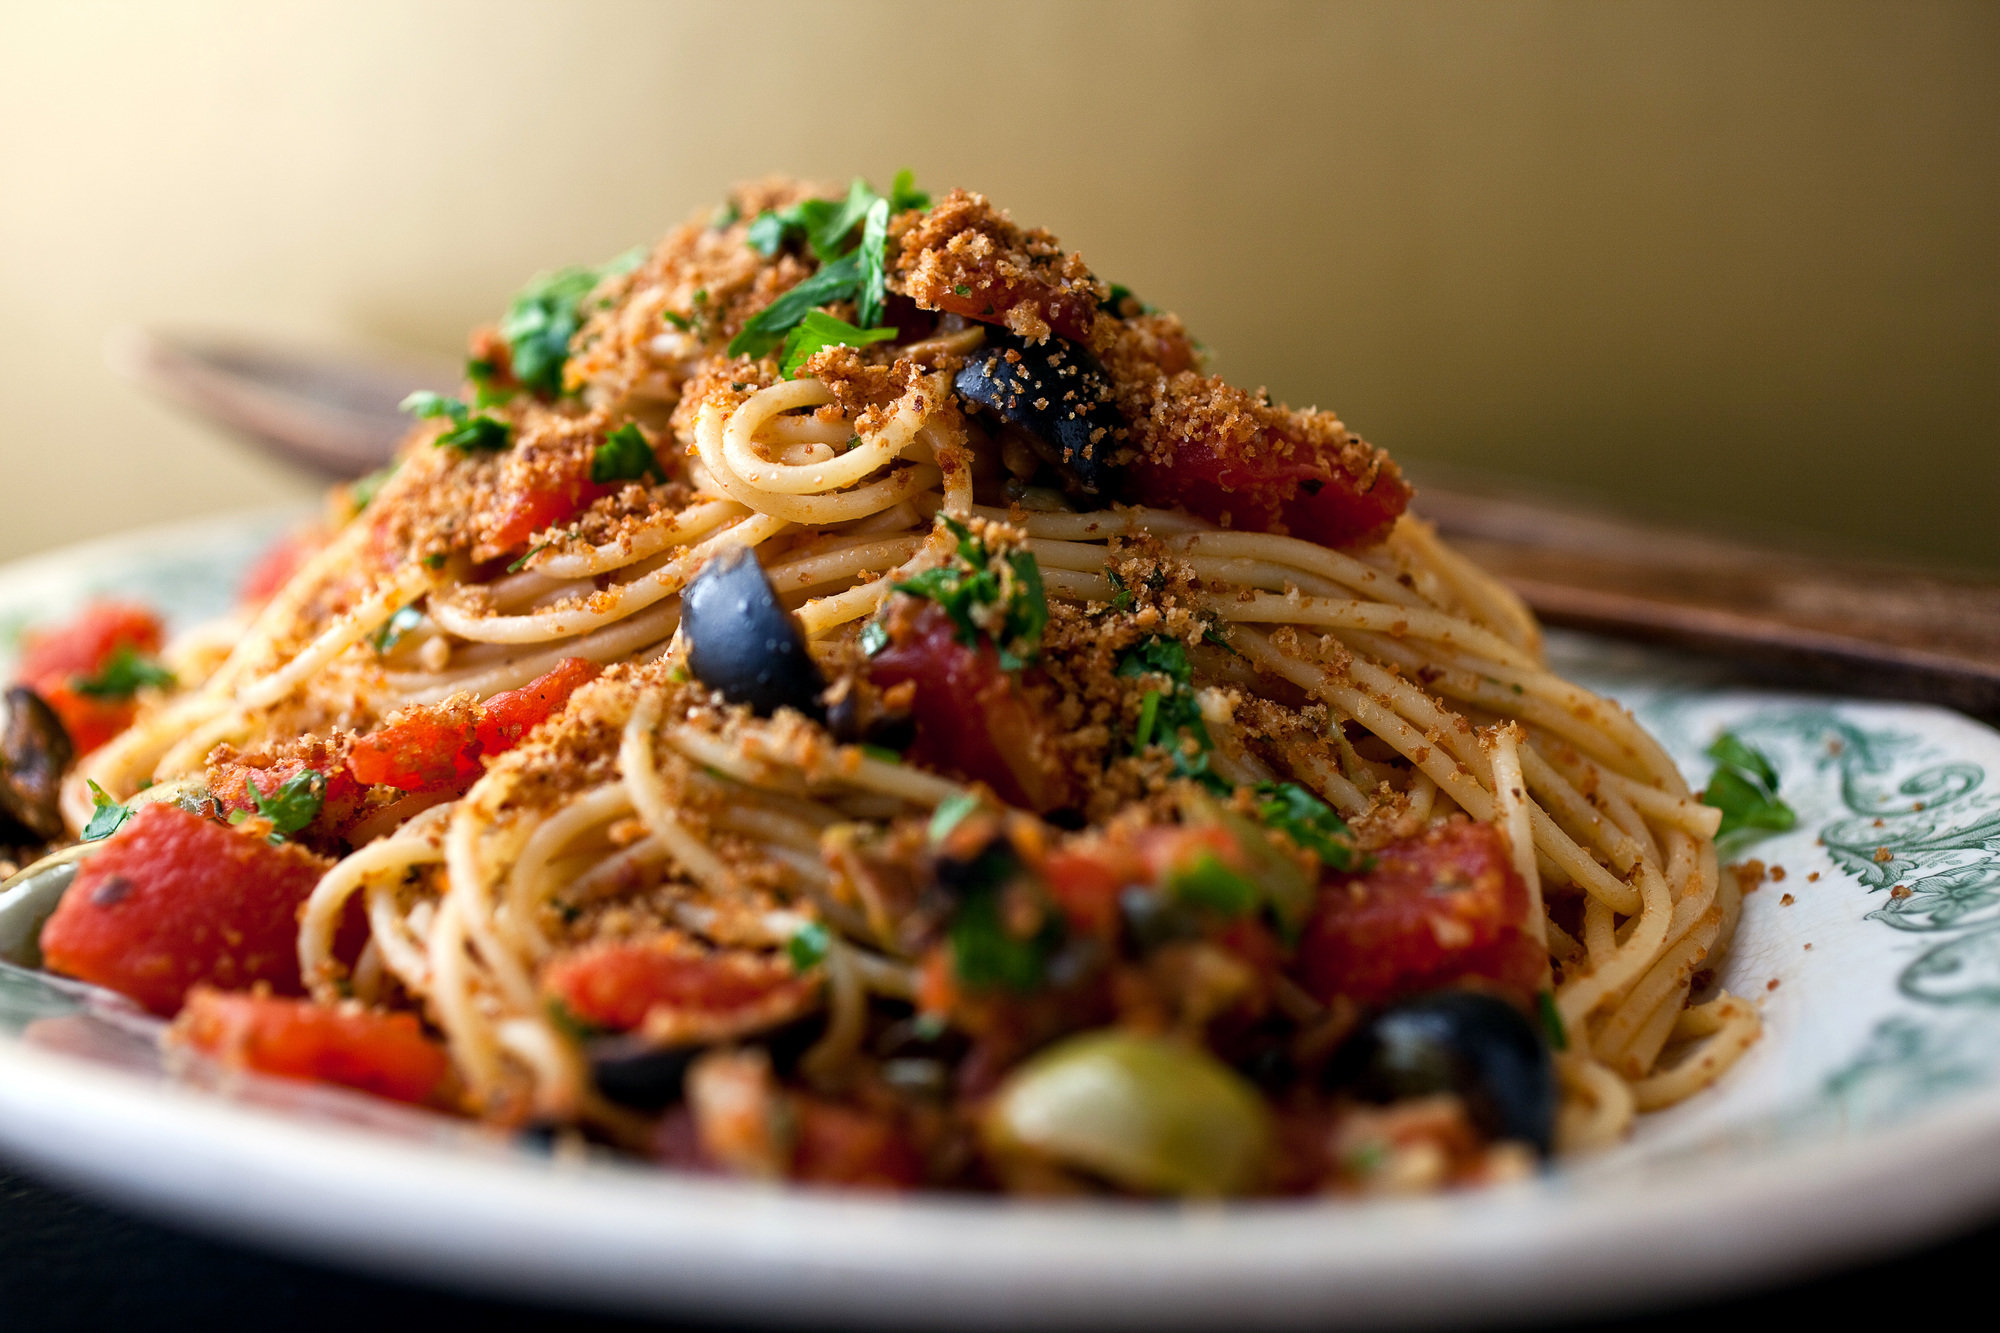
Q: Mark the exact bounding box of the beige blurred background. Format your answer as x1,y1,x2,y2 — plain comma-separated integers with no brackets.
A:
0,0,1993,570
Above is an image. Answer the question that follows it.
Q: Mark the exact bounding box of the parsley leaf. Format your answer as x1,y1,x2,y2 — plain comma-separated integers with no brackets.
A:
370,604,424,654
73,644,175,699
787,920,830,972
466,357,514,408
728,250,865,360
928,791,982,843
889,168,929,213
498,247,644,398
81,780,132,842
778,310,897,380
949,880,1059,993
1117,636,1227,790
398,390,511,454
1254,782,1364,871
1104,567,1135,612
857,620,889,657
1165,851,1261,917
246,769,326,842
590,423,666,485
1537,989,1570,1052
729,173,924,362
1701,732,1797,839
856,197,892,328
891,516,1048,671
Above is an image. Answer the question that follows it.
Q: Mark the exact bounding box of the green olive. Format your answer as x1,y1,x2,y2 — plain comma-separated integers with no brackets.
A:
983,1030,1273,1196
0,847,88,967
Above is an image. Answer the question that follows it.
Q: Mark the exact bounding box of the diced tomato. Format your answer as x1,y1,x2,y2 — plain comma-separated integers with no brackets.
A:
347,706,481,792
40,805,329,1016
16,602,162,685
1039,843,1136,936
542,936,815,1036
486,462,612,556
474,658,600,755
14,602,166,756
933,275,1095,343
209,748,365,840
867,604,1072,813
174,988,452,1108
238,531,320,607
1128,430,1411,549
790,1098,925,1190
32,683,136,757
1297,820,1543,1009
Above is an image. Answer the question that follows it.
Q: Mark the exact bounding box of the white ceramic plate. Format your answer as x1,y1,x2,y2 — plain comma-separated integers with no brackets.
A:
3,509,2000,1329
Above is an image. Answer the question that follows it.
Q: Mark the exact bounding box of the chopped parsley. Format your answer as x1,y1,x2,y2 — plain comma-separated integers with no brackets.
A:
928,791,982,843
369,604,424,654
1117,637,1224,789
73,644,175,699
661,309,692,332
1701,732,1797,839
949,880,1059,993
590,423,666,485
1537,989,1570,1052
730,172,925,361
399,390,512,454
1103,567,1135,612
497,247,644,398
892,516,1047,671
1165,851,1260,917
1253,781,1364,871
465,356,514,408
236,769,326,843
777,310,897,380
786,920,830,972
81,780,132,842
857,620,890,657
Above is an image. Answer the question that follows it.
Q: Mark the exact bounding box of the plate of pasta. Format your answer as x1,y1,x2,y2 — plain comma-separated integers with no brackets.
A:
1,177,1999,1326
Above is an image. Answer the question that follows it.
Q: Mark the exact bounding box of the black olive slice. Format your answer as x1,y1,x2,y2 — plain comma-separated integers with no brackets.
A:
0,687,73,844
682,547,827,721
1327,990,1557,1155
954,331,1124,494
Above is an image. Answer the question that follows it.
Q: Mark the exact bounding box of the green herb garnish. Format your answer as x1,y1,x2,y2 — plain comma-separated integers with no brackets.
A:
466,357,514,408
1117,636,1229,791
777,309,897,380
1701,732,1797,839
1537,989,1570,1052
73,645,175,699
787,920,830,972
81,780,132,842
369,604,423,654
730,172,925,361
399,390,512,454
1253,782,1364,871
892,516,1047,671
1165,851,1261,917
590,423,666,485
1104,567,1135,612
949,882,1058,993
928,791,981,843
245,769,326,842
498,247,645,398
857,620,889,657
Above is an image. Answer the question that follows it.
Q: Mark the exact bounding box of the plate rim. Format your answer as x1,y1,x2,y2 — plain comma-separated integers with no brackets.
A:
6,506,2000,1327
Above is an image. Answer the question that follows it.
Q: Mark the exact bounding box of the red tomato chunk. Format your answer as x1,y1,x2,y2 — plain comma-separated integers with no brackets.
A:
174,988,452,1108
1128,431,1411,550
474,658,600,754
543,937,808,1034
1297,820,1543,1009
347,708,481,792
15,602,166,756
866,604,1071,813
40,805,328,1017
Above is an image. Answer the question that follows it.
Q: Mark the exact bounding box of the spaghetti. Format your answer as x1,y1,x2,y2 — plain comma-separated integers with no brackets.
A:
35,177,1757,1195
